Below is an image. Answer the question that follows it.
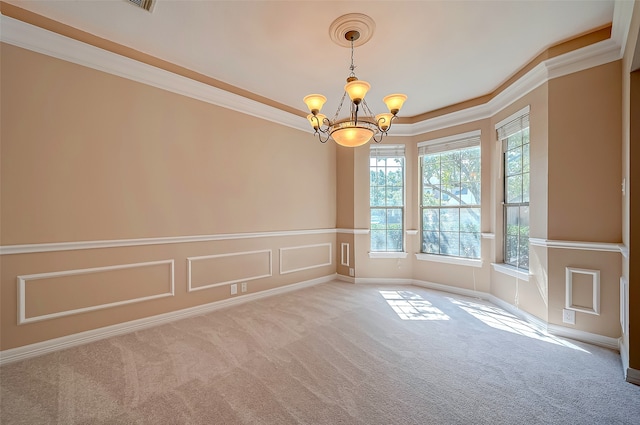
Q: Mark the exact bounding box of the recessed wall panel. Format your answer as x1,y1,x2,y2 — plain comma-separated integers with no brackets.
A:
18,260,174,324
188,250,272,292
280,243,332,275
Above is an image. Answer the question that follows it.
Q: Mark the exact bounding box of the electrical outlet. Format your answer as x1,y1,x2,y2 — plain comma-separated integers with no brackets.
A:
230,283,238,295
349,268,355,277
562,309,575,325
241,282,247,292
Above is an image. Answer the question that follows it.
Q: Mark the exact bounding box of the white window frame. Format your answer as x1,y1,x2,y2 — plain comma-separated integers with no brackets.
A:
369,144,406,254
496,106,530,271
418,130,482,260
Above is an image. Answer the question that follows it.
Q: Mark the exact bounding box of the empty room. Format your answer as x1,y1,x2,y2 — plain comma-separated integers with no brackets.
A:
1,0,640,423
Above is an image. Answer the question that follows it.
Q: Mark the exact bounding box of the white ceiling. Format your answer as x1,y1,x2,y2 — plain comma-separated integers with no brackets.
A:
6,0,616,118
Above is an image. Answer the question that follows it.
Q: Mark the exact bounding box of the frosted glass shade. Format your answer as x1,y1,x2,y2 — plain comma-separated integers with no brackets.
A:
303,94,327,113
344,80,371,103
375,113,394,131
332,126,373,147
383,94,407,114
307,113,326,129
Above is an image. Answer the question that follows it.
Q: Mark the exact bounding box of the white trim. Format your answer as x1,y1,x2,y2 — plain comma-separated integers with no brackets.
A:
565,267,600,315
491,263,530,281
336,228,370,235
279,243,332,275
495,106,531,130
415,254,483,268
0,228,336,255
546,324,619,351
481,233,495,239
620,276,628,335
355,277,414,286
340,243,350,267
0,275,335,366
626,368,640,386
620,244,629,258
529,238,624,253
369,252,409,259
187,250,272,292
417,129,481,148
406,230,419,236
17,260,175,325
412,279,487,300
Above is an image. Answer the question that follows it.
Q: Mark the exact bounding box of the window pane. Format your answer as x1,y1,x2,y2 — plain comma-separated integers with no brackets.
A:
423,231,439,254
523,172,530,203
386,187,403,206
371,230,387,251
441,184,461,206
460,182,480,205
518,236,529,269
423,209,439,231
505,206,520,235
388,230,403,251
522,143,530,173
440,161,460,184
440,208,460,231
387,209,403,228
440,232,460,256
370,186,384,206
505,235,519,266
460,208,480,232
460,232,480,259
371,209,386,228
385,166,403,186
506,147,522,176
506,175,523,203
423,186,441,206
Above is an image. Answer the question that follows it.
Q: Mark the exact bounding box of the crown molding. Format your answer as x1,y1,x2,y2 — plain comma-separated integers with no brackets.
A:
0,0,633,136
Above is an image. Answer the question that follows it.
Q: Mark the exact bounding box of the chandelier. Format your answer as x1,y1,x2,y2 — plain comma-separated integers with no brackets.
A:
303,28,407,148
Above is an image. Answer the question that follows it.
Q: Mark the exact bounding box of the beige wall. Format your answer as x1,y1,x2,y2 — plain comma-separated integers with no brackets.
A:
548,61,622,242
0,44,337,350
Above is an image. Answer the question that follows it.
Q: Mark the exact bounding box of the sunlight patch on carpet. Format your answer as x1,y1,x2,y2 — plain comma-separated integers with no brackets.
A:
380,291,450,321
448,298,589,352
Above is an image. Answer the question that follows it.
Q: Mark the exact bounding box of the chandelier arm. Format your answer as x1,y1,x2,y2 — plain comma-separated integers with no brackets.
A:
314,129,331,143
371,131,385,144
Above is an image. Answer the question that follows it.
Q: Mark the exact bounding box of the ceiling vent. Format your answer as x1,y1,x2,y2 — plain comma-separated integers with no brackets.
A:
126,0,153,12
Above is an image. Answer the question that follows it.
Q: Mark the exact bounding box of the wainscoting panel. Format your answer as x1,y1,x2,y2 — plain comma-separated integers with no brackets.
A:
565,267,600,315
18,260,175,324
280,243,332,275
187,250,272,292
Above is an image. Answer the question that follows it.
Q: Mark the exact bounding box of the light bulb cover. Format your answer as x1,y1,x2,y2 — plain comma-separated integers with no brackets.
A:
375,113,394,131
307,113,327,130
344,80,371,104
303,94,327,113
331,126,373,147
383,94,407,114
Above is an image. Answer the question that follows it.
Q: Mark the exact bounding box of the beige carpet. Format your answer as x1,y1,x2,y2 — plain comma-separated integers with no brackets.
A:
2,281,639,424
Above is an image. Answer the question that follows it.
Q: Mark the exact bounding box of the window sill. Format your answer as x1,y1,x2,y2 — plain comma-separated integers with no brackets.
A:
491,263,530,281
369,252,408,259
415,253,483,267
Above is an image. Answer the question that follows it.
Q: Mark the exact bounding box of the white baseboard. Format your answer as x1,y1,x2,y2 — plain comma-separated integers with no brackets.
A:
412,279,488,300
355,277,414,285
626,367,640,386
0,274,335,366
547,324,620,351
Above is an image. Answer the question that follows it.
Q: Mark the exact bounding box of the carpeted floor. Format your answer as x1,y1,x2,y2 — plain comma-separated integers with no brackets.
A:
1,281,639,424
